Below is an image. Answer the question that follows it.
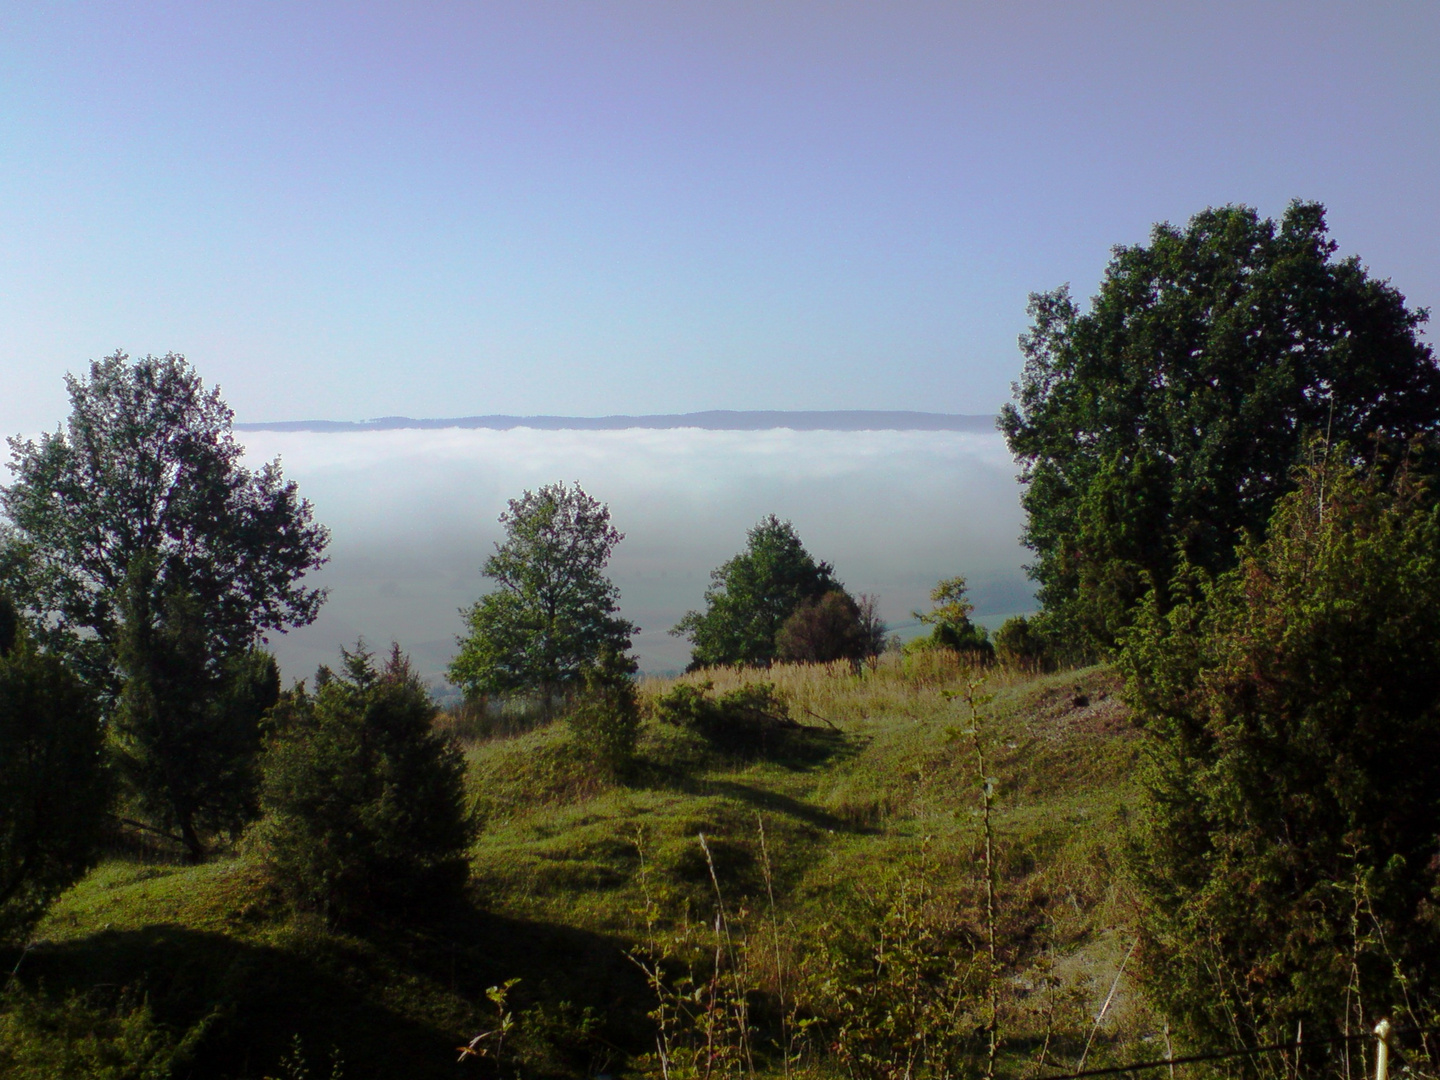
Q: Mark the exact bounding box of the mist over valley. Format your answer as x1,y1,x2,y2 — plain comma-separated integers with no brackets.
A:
236,418,1030,690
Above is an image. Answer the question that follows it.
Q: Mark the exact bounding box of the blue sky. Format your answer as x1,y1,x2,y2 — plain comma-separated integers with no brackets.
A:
2,3,1436,435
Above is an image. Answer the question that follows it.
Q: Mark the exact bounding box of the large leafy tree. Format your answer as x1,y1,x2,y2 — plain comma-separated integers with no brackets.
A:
1001,202,1440,654
1,352,329,693
448,482,637,712
672,515,838,669
256,644,474,924
0,352,327,858
1121,460,1440,1059
0,595,110,943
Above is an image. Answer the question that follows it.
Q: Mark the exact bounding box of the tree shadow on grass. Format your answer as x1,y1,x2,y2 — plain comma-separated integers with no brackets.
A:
11,904,651,1080
693,778,875,835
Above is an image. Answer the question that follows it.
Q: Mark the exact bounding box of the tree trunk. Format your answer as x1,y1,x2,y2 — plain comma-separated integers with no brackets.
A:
178,811,206,864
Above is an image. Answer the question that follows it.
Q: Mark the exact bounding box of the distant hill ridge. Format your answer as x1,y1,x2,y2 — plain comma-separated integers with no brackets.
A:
235,410,998,433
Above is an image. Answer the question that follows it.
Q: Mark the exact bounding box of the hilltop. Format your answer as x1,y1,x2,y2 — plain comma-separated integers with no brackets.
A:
12,657,1145,1079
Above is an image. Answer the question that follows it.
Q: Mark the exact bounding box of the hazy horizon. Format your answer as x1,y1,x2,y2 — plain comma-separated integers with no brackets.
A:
237,425,1030,692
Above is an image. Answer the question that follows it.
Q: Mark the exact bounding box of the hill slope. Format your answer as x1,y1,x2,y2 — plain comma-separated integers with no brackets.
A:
11,658,1146,1079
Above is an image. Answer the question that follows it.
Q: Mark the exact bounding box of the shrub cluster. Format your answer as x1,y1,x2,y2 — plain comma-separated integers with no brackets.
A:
252,644,475,924
651,680,804,756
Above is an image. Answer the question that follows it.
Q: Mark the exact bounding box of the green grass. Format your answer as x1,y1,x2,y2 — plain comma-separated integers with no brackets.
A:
8,657,1148,1079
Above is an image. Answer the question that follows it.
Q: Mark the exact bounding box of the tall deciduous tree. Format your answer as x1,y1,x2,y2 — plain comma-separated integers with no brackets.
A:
0,352,327,857
672,515,837,669
1121,458,1440,1055
448,482,637,713
1,352,329,693
0,595,110,943
1001,202,1440,654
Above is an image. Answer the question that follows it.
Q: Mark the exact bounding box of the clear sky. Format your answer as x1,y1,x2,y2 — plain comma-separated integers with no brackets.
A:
2,2,1437,435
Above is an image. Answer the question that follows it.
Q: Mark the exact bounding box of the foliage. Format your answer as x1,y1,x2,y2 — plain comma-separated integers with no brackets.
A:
0,609,110,943
1121,458,1440,1058
565,647,642,774
1001,202,1440,655
254,644,475,923
450,482,637,714
991,616,1053,673
672,515,839,669
0,983,209,1080
110,557,280,862
908,578,992,660
0,351,329,698
651,680,807,757
776,589,880,667
0,591,15,655
630,832,767,1080
810,877,993,1080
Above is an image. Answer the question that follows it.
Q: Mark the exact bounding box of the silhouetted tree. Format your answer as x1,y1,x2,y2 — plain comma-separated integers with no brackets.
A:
0,595,110,942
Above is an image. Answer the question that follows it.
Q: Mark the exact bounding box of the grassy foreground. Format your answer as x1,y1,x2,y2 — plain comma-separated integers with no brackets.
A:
7,655,1147,1079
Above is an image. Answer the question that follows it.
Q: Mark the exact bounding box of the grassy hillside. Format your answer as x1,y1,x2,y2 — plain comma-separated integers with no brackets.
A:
7,655,1148,1079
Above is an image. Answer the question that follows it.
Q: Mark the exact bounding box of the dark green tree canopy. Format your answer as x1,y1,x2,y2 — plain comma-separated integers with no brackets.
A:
1001,202,1440,653
448,482,637,707
672,515,838,669
112,557,280,862
0,606,110,943
256,643,474,924
1,352,330,692
1121,460,1440,1051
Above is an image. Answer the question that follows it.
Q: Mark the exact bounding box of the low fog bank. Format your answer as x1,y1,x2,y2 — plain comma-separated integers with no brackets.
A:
238,427,1032,693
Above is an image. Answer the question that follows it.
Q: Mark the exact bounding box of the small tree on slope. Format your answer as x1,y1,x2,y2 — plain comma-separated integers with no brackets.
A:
256,644,474,924
0,595,110,943
449,482,637,717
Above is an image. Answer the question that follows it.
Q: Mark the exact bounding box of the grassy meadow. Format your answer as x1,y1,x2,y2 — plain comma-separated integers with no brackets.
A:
11,655,1150,1079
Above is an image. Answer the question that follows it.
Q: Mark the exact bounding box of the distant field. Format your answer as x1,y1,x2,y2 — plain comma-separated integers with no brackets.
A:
237,424,1032,687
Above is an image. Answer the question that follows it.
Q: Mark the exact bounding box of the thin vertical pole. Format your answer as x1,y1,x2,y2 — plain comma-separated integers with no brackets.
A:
1374,1019,1391,1080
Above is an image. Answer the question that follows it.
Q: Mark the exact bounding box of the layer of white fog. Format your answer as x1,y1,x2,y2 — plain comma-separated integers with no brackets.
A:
237,427,1032,694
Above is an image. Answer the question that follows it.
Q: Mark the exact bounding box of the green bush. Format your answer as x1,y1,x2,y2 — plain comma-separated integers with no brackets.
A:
0,601,111,943
1122,457,1440,1054
776,589,879,666
652,680,801,757
565,647,641,774
0,984,206,1080
908,578,993,662
991,615,1053,672
253,644,475,923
